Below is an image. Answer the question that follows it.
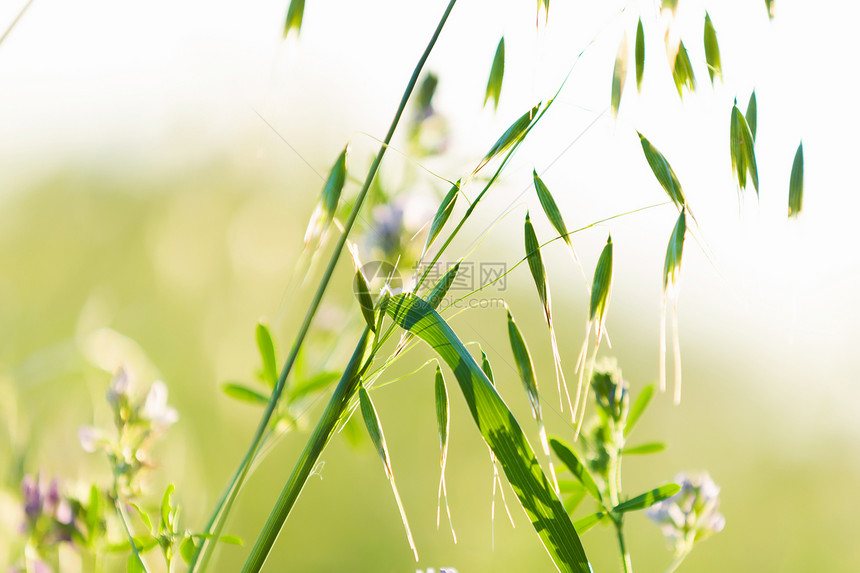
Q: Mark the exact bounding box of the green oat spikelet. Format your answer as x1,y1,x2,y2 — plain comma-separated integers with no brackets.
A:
788,142,804,217
659,209,687,403
484,37,505,111
359,385,418,561
434,365,456,542
574,235,613,436
507,307,560,494
524,212,573,417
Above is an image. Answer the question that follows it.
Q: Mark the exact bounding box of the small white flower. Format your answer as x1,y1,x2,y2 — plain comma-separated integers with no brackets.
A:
141,380,179,429
78,426,107,453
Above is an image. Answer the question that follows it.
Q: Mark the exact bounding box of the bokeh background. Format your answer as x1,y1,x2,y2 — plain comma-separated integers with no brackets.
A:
1,0,859,571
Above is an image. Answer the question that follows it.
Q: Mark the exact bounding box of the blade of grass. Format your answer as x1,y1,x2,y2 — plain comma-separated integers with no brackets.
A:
386,293,591,572
788,142,804,217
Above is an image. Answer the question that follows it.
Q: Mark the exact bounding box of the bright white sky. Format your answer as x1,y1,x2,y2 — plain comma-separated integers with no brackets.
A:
0,0,858,441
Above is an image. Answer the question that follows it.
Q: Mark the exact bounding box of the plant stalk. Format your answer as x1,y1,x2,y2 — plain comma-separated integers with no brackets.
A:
241,327,370,572
190,1,458,569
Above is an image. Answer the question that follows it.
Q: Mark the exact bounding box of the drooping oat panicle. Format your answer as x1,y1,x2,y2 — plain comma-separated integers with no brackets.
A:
303,145,348,247
789,142,804,217
611,32,629,118
671,40,696,97
746,91,757,140
484,37,505,111
283,0,305,38
473,103,541,176
532,170,587,285
524,213,573,417
358,385,418,561
506,307,559,494
730,103,759,197
659,210,686,402
434,365,456,542
635,19,645,92
574,235,613,436
704,13,722,84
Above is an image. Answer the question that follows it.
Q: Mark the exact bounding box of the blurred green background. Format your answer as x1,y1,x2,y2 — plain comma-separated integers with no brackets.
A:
2,0,859,572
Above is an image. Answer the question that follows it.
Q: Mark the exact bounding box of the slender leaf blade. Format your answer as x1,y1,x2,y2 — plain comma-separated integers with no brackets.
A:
623,442,665,455
221,383,269,406
613,484,680,514
386,293,591,572
572,512,606,535
624,384,654,437
549,439,602,504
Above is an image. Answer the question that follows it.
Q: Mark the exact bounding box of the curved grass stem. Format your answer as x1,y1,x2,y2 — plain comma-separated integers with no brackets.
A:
189,2,459,570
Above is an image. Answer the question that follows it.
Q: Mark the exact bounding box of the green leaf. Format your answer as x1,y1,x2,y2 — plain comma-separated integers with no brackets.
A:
476,103,541,175
624,384,654,437
425,181,460,252
635,19,645,92
127,553,145,573
638,132,686,207
746,91,757,141
572,511,606,535
672,40,696,97
622,442,666,455
160,483,175,534
219,535,243,546
353,268,376,332
703,13,722,84
613,483,680,514
359,385,418,561
549,438,602,504
288,371,340,401
484,37,505,111
283,0,305,38
180,536,197,564
255,323,278,389
221,383,269,406
563,488,587,515
788,142,804,217
86,485,102,541
506,307,541,421
128,502,152,532
611,33,628,117
385,293,591,572
663,210,686,290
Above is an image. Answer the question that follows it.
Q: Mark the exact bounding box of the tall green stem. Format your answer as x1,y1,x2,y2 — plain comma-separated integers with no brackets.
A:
189,1,458,570
241,327,370,572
